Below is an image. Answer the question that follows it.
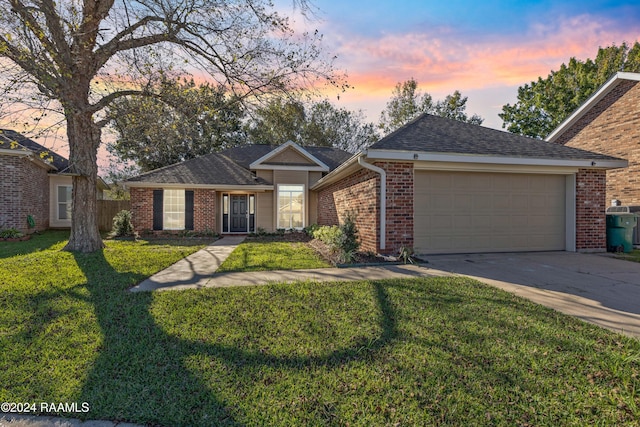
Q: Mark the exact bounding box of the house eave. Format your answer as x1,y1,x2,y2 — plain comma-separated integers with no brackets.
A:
0,147,58,170
310,152,362,190
364,149,627,169
546,71,640,143
125,182,274,191
251,164,329,172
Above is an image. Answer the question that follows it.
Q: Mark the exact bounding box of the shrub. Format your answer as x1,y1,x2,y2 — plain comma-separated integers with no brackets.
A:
0,228,24,239
110,210,135,237
312,225,341,248
304,224,320,237
311,214,360,264
337,212,359,263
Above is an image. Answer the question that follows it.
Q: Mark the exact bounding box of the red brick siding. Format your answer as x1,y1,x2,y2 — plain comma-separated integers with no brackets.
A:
556,80,640,205
316,161,414,255
575,168,607,251
378,162,414,253
130,187,154,232
0,155,49,232
317,168,380,253
193,189,216,232
130,187,217,233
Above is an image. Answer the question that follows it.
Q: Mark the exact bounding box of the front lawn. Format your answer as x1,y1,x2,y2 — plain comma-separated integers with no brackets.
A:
216,240,331,272
1,232,639,426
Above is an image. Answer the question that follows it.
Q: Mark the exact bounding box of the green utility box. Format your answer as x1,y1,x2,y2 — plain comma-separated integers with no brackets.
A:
606,214,637,253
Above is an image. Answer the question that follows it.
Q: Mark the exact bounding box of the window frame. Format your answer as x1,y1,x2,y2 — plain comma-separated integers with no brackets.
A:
162,189,186,230
57,185,73,221
277,184,305,230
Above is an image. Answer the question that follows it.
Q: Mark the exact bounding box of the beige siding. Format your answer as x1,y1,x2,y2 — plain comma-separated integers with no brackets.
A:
308,191,318,225
49,174,73,228
308,171,323,187
256,191,274,231
414,171,566,254
256,169,273,183
266,147,315,165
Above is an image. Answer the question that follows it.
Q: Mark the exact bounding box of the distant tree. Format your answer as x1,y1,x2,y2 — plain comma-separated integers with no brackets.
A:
245,99,378,152
304,100,379,153
433,91,484,125
379,78,483,134
245,99,308,146
500,42,640,139
108,79,245,171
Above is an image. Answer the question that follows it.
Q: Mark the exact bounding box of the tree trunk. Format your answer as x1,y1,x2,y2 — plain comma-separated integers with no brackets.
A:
63,110,105,253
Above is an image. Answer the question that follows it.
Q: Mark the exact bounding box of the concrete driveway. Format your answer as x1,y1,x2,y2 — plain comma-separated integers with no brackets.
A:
425,251,640,339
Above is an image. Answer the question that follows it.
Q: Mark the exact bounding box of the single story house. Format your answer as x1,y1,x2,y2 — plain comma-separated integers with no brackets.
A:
128,114,626,255
546,71,640,206
127,142,352,234
0,129,106,232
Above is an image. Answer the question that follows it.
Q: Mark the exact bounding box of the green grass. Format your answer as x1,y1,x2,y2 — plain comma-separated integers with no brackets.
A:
616,249,640,263
216,240,331,272
1,232,639,426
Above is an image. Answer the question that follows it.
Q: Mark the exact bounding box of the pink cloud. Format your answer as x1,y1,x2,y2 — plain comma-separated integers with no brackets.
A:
330,14,640,96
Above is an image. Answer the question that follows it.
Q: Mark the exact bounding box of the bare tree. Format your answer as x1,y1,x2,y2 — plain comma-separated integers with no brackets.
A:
0,0,342,252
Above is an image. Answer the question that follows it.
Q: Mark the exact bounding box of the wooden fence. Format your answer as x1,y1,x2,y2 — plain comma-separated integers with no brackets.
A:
98,200,131,231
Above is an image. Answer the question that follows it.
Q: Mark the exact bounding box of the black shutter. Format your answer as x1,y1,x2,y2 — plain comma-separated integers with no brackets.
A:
153,190,163,230
185,190,194,230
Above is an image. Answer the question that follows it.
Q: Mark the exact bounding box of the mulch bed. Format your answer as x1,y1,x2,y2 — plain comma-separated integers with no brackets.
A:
245,232,396,266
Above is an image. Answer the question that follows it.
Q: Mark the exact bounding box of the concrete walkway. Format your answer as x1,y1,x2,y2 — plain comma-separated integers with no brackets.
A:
131,235,442,292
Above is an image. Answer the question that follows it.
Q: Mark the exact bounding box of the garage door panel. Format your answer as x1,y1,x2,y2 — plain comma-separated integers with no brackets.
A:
414,171,566,254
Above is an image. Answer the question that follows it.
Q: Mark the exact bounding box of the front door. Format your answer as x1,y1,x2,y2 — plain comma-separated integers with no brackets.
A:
230,195,248,232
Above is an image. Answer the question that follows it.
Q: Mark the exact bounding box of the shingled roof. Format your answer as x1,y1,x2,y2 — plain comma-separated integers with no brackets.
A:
370,114,622,161
126,152,271,186
0,129,70,171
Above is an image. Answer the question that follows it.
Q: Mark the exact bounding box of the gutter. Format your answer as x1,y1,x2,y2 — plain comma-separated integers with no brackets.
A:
358,155,386,251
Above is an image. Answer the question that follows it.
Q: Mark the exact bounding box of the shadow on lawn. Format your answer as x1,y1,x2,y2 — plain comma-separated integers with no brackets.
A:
0,230,69,259
74,250,398,426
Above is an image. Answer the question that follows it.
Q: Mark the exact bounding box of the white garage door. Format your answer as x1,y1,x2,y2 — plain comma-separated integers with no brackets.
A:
414,171,566,254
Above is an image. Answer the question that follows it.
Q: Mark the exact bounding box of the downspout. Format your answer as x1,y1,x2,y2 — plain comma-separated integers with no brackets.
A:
358,155,386,251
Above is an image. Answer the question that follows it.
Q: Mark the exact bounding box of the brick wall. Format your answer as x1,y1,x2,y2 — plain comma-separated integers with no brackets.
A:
193,189,216,232
21,158,49,231
379,162,414,253
317,168,380,253
130,187,218,233
575,168,607,251
316,161,414,255
0,155,49,232
130,187,154,232
556,80,640,205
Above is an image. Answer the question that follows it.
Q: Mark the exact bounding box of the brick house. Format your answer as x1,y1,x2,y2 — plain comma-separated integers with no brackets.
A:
126,141,353,235
128,115,626,255
0,129,106,232
546,72,640,207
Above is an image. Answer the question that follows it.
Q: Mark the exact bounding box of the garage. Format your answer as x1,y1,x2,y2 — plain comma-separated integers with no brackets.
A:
414,170,567,254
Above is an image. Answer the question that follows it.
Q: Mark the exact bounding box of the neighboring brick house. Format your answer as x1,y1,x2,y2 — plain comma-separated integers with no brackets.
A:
546,72,640,206
128,115,626,255
0,129,106,233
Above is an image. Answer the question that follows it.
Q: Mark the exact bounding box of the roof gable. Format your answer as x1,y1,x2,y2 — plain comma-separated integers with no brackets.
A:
546,72,640,143
0,129,70,172
249,141,330,171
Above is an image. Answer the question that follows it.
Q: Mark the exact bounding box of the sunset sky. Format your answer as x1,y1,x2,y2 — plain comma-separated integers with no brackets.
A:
3,1,639,172
286,0,640,129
